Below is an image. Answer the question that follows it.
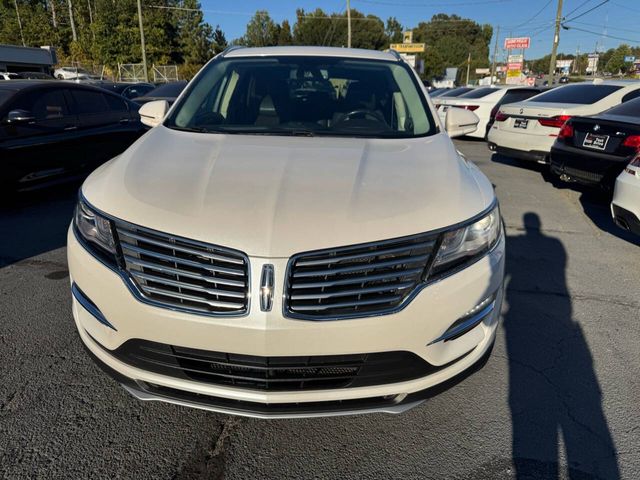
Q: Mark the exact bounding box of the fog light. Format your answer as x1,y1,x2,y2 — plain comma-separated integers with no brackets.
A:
428,292,497,345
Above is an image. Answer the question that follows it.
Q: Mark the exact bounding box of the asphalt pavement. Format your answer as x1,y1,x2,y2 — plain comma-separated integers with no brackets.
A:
1,139,638,479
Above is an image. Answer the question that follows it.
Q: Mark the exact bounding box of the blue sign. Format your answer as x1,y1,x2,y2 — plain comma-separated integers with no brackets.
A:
624,56,636,62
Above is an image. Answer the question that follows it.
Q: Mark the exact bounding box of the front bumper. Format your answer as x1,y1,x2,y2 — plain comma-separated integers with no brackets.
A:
68,226,505,417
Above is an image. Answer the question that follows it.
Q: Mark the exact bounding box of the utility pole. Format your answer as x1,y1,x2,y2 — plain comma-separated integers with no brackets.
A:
547,0,563,83
49,0,58,29
346,0,352,48
136,0,149,82
68,0,77,42
13,0,26,46
465,52,471,85
490,25,500,85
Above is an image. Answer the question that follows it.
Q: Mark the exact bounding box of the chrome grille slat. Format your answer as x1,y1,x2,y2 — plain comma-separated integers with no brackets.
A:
123,255,246,288
118,229,244,265
130,271,246,299
292,254,430,278
115,222,249,315
285,233,438,319
120,243,245,276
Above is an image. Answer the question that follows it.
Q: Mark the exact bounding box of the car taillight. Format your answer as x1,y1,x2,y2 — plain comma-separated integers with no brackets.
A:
538,115,572,128
495,111,509,122
490,105,498,119
463,105,479,111
622,135,640,150
626,155,640,175
557,122,574,140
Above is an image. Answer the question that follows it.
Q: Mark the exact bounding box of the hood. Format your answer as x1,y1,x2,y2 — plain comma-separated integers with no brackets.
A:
83,127,493,258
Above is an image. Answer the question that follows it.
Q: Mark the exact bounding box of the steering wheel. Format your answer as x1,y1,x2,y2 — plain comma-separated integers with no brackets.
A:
334,109,387,125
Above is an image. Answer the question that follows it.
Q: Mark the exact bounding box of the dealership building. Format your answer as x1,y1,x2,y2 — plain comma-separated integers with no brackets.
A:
0,44,57,74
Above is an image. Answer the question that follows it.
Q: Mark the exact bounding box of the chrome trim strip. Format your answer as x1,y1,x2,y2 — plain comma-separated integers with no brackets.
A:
427,301,495,346
71,283,117,331
122,384,424,419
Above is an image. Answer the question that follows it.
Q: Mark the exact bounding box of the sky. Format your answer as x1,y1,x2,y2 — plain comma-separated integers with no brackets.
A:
200,0,640,60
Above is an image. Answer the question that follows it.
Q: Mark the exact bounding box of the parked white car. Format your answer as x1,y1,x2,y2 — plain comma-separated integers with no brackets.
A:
54,66,98,80
68,46,504,418
488,80,640,163
0,72,21,80
612,155,640,236
438,86,545,139
431,86,474,108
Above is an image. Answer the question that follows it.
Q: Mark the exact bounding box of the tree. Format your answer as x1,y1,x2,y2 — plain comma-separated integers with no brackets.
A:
385,17,403,45
277,19,292,45
241,10,278,47
412,14,492,81
212,25,227,54
605,44,632,75
177,0,213,65
293,8,385,49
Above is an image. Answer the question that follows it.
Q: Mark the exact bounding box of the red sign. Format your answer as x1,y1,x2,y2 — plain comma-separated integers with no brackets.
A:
508,62,523,71
504,37,531,49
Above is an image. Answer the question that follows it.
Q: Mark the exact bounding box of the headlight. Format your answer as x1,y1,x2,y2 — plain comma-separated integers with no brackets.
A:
430,204,502,278
74,197,117,262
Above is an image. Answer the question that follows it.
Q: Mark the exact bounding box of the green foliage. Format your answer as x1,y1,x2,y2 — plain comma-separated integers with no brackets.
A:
412,14,492,82
605,44,633,74
385,17,403,44
240,10,279,47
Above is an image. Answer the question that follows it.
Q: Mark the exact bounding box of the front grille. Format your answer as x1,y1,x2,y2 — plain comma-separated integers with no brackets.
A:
285,233,439,319
115,222,249,315
113,339,442,391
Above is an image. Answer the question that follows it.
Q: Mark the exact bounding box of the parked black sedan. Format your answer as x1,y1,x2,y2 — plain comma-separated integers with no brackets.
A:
550,97,640,190
93,81,155,100
0,81,146,192
131,81,187,106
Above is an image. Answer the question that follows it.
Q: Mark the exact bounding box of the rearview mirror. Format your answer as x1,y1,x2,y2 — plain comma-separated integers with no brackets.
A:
139,100,169,128
6,109,35,124
445,107,480,138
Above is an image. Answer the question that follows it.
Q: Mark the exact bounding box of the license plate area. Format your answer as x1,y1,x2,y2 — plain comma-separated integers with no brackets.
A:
583,132,609,150
514,118,529,129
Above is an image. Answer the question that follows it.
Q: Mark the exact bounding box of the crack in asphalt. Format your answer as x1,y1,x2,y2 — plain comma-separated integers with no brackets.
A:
506,286,640,310
173,416,241,480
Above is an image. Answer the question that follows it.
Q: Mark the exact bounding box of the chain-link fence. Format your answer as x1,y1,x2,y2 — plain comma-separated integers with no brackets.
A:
152,65,179,83
118,63,147,82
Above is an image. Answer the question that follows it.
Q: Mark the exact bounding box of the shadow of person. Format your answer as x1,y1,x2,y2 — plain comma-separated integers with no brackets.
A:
504,213,620,479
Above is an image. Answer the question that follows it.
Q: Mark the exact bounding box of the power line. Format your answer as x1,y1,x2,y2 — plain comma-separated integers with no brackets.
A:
563,0,609,22
354,0,512,6
561,24,640,44
509,0,553,30
563,0,594,18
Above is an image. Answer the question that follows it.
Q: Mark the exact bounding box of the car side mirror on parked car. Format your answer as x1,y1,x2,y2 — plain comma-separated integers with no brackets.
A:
5,109,35,124
139,100,169,128
445,107,480,139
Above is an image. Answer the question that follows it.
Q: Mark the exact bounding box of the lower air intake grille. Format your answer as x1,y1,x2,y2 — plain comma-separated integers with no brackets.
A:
284,233,439,319
115,222,249,315
112,339,442,391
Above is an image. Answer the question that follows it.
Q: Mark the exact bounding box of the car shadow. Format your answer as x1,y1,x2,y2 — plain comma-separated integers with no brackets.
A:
504,213,620,479
491,152,547,172
0,184,78,268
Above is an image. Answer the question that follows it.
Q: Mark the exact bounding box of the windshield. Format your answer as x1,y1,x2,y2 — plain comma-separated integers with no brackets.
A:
603,97,640,118
166,56,435,138
530,84,622,105
147,81,187,98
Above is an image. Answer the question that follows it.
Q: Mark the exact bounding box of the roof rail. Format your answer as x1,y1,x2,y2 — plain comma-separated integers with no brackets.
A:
387,49,403,61
220,45,245,58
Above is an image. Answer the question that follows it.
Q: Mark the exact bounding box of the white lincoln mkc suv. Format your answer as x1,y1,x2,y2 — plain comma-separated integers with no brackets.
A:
68,46,505,418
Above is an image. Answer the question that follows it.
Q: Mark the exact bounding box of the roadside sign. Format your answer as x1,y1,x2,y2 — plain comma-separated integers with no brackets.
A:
624,56,636,63
390,43,426,53
508,62,523,71
556,59,572,68
403,31,413,44
504,37,531,49
475,68,490,74
508,54,524,63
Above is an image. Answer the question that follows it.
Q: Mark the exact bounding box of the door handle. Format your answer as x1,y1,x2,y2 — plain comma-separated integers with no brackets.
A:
64,125,78,131
119,118,130,124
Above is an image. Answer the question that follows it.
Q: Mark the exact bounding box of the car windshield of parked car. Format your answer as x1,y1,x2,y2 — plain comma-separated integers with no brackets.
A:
603,96,640,118
529,84,622,104
458,87,499,99
166,56,435,138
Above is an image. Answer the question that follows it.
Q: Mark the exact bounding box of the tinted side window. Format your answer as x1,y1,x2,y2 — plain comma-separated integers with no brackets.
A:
621,89,640,103
531,84,622,104
13,89,70,120
104,94,128,112
71,90,109,114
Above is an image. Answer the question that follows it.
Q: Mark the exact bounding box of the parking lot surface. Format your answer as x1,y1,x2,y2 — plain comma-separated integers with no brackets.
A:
1,139,638,480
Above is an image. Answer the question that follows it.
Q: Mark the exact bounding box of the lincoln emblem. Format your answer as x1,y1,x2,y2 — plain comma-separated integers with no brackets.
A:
260,264,275,312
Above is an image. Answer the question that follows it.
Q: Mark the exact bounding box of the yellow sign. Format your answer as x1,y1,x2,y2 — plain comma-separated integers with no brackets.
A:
390,43,426,53
507,69,521,77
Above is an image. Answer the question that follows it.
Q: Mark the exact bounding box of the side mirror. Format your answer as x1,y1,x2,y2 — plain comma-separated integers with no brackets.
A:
138,100,169,128
6,109,35,124
445,107,480,138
